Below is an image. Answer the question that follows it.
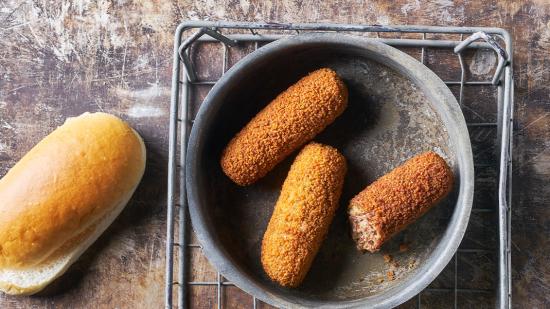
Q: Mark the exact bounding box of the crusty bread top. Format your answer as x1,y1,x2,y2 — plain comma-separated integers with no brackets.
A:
0,112,146,269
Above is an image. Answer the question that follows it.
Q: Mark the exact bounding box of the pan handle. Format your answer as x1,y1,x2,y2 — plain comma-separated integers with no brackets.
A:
454,31,509,86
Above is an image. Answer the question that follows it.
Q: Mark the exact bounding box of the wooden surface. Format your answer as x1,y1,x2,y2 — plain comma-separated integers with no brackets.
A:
0,1,549,308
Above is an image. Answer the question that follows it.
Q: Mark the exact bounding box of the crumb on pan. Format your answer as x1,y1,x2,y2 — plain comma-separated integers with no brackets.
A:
221,68,348,186
383,254,393,264
399,242,409,253
387,270,395,281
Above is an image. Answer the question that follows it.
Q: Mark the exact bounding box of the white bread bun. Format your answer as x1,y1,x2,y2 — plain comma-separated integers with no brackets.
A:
0,112,146,295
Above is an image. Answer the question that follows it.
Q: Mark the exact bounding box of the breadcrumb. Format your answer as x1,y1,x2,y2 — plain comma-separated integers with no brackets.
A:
261,143,347,287
221,68,348,186
348,152,454,252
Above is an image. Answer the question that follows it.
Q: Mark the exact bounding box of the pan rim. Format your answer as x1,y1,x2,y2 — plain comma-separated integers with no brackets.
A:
186,32,474,309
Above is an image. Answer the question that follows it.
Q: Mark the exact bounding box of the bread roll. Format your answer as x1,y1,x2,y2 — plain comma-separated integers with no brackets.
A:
0,112,146,295
221,68,348,186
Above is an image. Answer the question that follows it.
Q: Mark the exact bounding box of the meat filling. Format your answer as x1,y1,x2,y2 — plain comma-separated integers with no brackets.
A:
349,211,382,252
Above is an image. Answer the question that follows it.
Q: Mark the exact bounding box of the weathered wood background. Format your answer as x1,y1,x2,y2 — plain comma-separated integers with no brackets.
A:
0,0,549,308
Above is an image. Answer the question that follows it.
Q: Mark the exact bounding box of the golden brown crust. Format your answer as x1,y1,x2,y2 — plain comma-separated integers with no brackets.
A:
220,68,348,186
348,151,454,252
261,142,347,287
0,112,146,269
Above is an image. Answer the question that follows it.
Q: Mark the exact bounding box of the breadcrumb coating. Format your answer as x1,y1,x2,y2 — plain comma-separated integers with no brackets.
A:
221,68,348,186
261,143,347,287
348,151,454,252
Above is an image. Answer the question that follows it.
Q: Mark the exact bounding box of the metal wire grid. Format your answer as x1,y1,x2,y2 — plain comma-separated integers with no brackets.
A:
167,21,513,309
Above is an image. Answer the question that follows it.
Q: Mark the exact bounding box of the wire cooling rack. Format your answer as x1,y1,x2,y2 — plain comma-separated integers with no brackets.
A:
166,21,513,309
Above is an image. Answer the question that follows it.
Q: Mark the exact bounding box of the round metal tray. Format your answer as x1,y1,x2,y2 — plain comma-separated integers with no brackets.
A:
186,33,474,308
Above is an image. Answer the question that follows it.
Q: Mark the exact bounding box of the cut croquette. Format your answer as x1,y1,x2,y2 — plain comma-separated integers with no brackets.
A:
348,151,454,253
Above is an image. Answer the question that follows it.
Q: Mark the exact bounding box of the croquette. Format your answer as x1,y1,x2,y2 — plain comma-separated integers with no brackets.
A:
348,151,454,253
220,68,348,186
261,142,347,287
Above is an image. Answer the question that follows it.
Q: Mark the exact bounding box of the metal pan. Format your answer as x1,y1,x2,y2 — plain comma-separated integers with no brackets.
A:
186,33,474,308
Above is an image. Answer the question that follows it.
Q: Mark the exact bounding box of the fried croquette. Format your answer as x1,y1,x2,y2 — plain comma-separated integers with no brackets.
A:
348,151,454,253
220,68,348,186
261,143,347,287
